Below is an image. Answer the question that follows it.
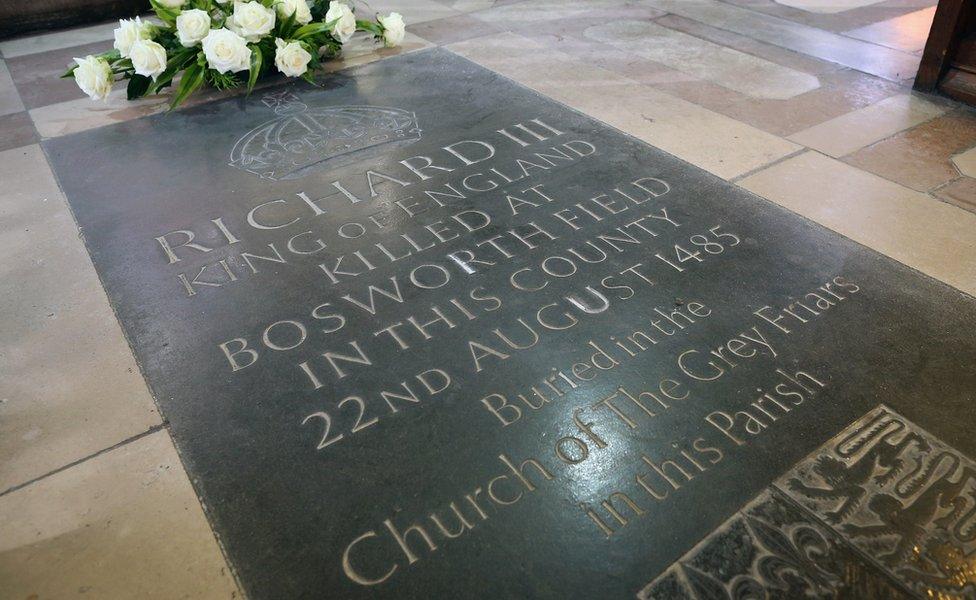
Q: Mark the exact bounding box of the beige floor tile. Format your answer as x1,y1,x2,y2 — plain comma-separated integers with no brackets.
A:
934,177,976,215
640,0,920,81
844,109,976,191
739,151,976,296
788,93,947,157
476,0,634,23
0,112,38,152
583,19,821,100
0,430,239,599
648,63,904,137
447,32,800,179
320,31,432,73
0,21,117,59
774,0,887,13
0,145,161,492
29,88,172,139
409,13,501,45
0,60,25,117
844,6,936,53
357,0,460,24
653,14,840,76
950,145,976,178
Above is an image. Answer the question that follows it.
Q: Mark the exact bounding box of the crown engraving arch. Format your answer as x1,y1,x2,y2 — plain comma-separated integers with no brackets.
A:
229,91,422,181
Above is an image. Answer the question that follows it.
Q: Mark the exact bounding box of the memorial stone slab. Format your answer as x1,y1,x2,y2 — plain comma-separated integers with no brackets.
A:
44,48,976,598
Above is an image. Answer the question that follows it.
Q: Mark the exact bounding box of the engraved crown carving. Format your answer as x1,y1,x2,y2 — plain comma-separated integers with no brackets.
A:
229,91,421,180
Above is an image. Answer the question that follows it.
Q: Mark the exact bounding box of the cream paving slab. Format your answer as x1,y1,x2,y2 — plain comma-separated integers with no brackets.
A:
0,429,240,599
844,6,936,53
584,20,821,100
30,32,431,140
739,151,976,296
0,20,117,59
788,93,947,157
0,60,25,117
448,32,801,180
475,0,633,22
355,0,460,24
0,144,162,492
951,146,976,178
774,0,887,13
640,0,920,81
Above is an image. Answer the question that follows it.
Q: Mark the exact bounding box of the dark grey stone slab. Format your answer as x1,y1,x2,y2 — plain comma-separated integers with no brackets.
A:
43,48,976,599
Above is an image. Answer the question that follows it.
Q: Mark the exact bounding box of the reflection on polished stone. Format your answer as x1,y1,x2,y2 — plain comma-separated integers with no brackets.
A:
43,48,976,598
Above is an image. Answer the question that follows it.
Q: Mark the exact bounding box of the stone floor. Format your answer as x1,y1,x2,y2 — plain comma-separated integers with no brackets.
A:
2,0,976,597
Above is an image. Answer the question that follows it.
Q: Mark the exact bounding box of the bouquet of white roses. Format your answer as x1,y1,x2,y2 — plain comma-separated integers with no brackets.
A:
64,0,405,109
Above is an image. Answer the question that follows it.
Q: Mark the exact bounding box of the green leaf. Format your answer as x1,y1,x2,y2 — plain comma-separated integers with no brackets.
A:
148,48,199,95
294,18,338,40
149,0,180,25
356,19,382,36
127,74,152,100
277,8,297,38
247,45,263,94
61,64,78,79
170,61,205,110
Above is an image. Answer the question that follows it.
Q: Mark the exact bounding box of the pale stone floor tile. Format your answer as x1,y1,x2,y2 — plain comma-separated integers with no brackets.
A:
0,429,240,599
653,13,841,76
739,151,976,296
640,0,920,81
0,145,161,492
0,112,37,152
0,59,25,117
722,0,937,33
583,19,821,100
448,32,801,179
649,65,904,137
774,0,887,13
409,13,501,45
934,177,976,215
320,31,432,73
0,20,117,59
788,92,948,157
29,86,174,139
358,0,460,24
950,146,976,178
843,6,936,53
476,0,635,23
844,109,976,192
6,39,114,110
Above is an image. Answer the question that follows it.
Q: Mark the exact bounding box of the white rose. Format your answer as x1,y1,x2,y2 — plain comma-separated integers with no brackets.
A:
113,16,152,58
176,9,211,47
202,28,252,73
325,2,356,43
378,12,405,47
130,39,167,80
276,0,312,25
73,55,113,100
157,0,186,7
274,38,311,77
230,1,276,43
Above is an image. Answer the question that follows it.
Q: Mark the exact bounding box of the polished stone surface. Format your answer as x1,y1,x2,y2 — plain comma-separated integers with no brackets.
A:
44,48,976,598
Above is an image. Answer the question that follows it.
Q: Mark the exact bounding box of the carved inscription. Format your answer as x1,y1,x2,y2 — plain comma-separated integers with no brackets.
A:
642,406,976,599
47,49,976,599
